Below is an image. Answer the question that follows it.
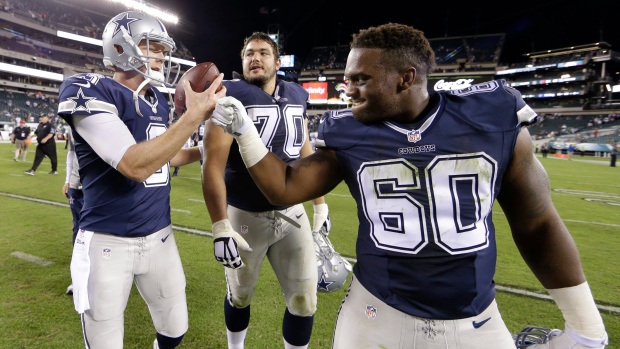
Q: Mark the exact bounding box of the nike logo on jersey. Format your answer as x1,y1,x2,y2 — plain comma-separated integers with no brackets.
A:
472,317,491,328
161,234,170,243
295,213,304,219
73,81,91,88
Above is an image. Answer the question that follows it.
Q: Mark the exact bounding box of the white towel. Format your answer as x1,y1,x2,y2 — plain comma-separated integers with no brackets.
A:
70,229,93,314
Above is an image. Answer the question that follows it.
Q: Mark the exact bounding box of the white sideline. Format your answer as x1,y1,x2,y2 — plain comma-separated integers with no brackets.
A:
11,251,53,266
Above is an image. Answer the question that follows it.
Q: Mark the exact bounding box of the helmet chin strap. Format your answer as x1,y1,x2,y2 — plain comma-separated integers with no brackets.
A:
149,69,176,121
133,78,151,117
132,76,176,121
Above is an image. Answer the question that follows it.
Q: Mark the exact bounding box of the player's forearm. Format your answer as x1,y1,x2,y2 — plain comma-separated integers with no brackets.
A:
511,212,586,289
202,167,229,222
169,147,201,167
118,117,201,181
246,153,312,205
311,196,326,205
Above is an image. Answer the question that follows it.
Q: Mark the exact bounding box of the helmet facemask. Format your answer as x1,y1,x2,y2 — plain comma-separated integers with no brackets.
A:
116,27,180,88
314,226,353,293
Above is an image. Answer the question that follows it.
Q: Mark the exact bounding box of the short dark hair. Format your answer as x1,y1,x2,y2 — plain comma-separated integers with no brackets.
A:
240,32,280,60
350,23,436,79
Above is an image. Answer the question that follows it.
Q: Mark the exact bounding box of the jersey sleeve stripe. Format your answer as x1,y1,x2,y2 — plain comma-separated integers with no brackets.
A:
59,100,119,115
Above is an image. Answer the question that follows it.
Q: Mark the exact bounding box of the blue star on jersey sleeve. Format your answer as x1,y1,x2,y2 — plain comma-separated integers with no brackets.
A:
66,88,97,113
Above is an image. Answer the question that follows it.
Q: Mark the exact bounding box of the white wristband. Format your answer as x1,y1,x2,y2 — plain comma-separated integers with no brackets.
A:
313,203,328,215
236,126,268,168
547,282,607,339
312,203,329,232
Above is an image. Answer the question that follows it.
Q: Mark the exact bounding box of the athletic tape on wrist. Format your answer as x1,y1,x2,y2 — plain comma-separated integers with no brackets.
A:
313,203,328,215
236,127,268,168
547,282,607,339
212,219,232,236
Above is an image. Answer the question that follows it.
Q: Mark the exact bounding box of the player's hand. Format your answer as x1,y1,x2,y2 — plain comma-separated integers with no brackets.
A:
313,203,331,235
212,219,252,269
526,327,608,348
211,96,253,137
183,74,226,122
62,183,69,198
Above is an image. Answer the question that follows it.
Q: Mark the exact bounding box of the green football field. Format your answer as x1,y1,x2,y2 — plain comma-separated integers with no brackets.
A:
0,142,618,348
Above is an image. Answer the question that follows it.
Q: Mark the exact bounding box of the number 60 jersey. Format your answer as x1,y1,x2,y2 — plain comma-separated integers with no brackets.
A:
316,80,537,320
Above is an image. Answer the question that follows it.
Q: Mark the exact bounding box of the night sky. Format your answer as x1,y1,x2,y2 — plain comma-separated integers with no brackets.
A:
158,0,618,78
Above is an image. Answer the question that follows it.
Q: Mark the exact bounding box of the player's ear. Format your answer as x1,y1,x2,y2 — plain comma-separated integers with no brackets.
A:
275,57,281,71
399,67,416,91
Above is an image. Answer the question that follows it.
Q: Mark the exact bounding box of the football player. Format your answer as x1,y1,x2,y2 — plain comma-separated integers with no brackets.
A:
211,23,608,349
62,126,82,295
201,32,330,349
57,11,225,349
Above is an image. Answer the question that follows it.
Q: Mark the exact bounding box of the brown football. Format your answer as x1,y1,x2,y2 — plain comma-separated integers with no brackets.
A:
174,62,222,117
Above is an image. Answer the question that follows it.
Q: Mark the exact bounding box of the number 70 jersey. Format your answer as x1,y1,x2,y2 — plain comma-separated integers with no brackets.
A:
316,80,537,319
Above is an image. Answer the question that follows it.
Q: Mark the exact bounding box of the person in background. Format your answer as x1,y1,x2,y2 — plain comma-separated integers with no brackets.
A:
62,126,82,295
56,10,225,349
541,143,549,158
211,23,608,349
202,32,330,349
567,143,575,160
11,119,30,161
23,114,57,175
196,121,205,165
610,143,617,167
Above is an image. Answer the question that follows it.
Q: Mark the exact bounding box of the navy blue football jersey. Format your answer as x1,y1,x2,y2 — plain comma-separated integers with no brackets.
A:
57,73,172,237
316,80,537,319
223,78,309,211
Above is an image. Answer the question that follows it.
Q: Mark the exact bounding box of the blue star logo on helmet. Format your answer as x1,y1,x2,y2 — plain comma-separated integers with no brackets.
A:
112,13,141,37
317,273,335,291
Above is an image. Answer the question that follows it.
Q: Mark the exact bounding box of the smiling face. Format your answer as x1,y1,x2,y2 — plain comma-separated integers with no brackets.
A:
344,48,403,124
242,39,280,89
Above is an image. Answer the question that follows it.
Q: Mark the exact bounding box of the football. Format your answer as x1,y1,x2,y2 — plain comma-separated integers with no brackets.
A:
174,62,223,117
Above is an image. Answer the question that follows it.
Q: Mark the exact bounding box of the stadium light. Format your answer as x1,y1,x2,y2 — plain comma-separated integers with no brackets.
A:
0,62,64,81
105,0,178,24
57,31,102,46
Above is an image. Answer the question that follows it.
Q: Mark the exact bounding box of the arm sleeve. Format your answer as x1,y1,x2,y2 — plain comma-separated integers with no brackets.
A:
65,150,75,184
73,113,137,169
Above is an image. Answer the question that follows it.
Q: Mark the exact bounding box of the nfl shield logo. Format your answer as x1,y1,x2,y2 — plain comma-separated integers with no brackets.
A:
365,305,377,319
407,130,421,143
240,225,248,234
102,248,111,259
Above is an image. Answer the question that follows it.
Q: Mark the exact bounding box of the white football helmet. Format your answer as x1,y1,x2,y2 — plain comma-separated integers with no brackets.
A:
513,326,563,348
102,11,180,87
314,226,352,293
